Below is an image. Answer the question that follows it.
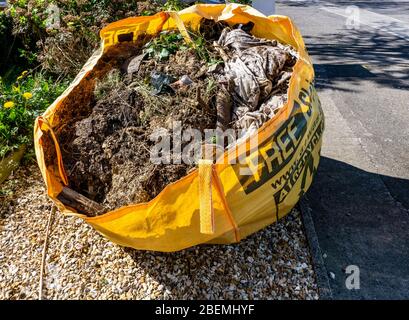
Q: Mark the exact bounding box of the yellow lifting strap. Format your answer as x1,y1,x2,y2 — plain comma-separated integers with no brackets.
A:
166,11,194,45
198,159,215,235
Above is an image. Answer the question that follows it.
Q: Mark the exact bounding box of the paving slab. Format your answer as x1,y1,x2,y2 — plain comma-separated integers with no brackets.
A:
277,0,409,299
300,66,409,300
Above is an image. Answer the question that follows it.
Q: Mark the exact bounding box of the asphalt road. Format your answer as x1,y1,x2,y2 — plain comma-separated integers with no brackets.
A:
276,0,409,299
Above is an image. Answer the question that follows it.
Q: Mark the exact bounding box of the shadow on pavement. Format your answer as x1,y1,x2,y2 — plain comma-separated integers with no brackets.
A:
304,156,409,299
313,63,377,92
304,25,409,91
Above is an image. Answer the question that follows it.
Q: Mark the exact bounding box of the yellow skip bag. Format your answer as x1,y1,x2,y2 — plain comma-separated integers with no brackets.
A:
34,4,324,252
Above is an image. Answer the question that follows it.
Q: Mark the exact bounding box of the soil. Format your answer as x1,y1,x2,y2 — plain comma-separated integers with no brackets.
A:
57,20,297,215
59,27,221,212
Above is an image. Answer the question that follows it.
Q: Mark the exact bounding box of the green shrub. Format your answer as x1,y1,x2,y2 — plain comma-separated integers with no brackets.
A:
161,0,186,11
4,1,166,77
0,70,69,158
0,10,27,74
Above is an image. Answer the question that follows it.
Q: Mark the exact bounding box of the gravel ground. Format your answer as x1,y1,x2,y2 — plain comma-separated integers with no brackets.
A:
0,164,319,300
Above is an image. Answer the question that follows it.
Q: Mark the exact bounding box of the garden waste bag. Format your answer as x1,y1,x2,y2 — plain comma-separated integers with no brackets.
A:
34,4,324,252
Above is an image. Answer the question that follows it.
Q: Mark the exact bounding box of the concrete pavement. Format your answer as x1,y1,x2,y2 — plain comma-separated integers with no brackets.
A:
276,0,409,299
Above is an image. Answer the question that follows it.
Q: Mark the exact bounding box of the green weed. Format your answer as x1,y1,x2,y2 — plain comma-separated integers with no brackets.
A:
0,70,69,158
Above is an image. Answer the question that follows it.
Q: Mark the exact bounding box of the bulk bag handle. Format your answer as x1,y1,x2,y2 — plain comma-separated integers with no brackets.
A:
37,116,68,186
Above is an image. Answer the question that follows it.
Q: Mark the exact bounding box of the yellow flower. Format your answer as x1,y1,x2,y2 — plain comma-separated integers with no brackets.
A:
3,101,15,109
17,76,23,81
23,92,33,99
21,71,28,76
